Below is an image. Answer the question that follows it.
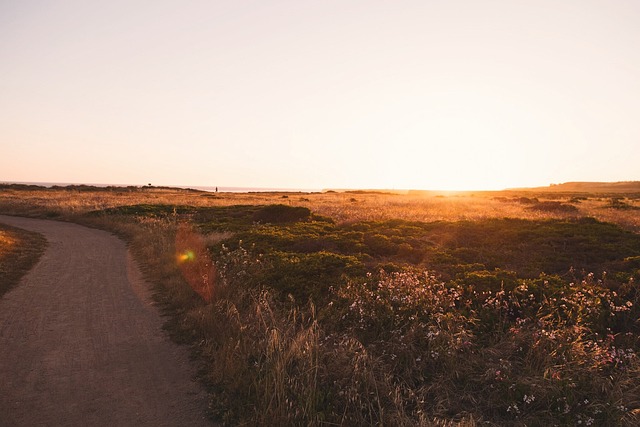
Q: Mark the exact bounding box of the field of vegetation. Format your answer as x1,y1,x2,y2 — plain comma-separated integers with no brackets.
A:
1,184,640,426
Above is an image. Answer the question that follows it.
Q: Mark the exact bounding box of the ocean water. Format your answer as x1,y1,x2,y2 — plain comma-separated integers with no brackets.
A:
1,181,321,193
191,185,321,193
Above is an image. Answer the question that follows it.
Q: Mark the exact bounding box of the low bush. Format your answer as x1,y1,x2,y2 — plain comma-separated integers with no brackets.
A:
526,201,579,213
252,204,311,224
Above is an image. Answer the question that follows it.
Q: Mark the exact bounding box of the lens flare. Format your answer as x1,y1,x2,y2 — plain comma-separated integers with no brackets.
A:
175,224,216,303
177,250,195,263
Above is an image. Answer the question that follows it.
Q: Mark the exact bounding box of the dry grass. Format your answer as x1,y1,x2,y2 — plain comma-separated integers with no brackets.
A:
2,186,638,230
175,224,217,303
0,229,17,253
0,223,48,297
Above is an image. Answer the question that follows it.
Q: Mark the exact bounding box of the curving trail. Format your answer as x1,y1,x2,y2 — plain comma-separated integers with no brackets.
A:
0,215,210,427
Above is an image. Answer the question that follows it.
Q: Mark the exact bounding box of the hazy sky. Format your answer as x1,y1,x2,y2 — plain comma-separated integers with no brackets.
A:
1,0,639,190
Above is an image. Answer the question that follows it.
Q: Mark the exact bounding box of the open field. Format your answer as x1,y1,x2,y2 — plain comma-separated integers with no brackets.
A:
1,184,640,425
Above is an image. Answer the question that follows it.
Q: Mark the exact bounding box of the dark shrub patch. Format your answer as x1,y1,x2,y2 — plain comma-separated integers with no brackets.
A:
526,201,579,213
607,198,639,210
363,233,398,256
252,204,311,224
189,205,640,294
259,251,364,302
455,269,518,291
92,204,198,217
516,197,539,204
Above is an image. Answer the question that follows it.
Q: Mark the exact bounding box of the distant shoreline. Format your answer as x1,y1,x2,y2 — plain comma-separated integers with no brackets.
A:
2,180,639,195
0,181,322,194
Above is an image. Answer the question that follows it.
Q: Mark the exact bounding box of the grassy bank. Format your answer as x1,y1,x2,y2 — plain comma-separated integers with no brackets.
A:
0,222,47,297
1,185,640,425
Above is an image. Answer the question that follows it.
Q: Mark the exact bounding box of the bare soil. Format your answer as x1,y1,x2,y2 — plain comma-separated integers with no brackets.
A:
0,215,211,427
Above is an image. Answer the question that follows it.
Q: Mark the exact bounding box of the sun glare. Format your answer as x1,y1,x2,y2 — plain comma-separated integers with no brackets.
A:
356,88,550,192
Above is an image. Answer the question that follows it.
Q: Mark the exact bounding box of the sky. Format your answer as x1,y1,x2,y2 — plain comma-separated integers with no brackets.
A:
1,0,639,191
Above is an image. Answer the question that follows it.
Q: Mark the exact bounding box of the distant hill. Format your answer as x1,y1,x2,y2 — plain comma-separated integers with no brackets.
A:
513,181,640,194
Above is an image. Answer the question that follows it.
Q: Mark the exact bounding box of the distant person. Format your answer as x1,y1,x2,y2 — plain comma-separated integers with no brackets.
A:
216,187,218,192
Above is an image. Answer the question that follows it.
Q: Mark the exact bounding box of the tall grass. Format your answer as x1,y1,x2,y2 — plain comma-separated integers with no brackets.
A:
195,252,640,425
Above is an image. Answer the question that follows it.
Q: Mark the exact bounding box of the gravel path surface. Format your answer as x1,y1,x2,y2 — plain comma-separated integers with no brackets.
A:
0,215,211,427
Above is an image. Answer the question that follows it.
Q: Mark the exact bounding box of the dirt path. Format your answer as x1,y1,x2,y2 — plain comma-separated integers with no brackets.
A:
0,216,211,427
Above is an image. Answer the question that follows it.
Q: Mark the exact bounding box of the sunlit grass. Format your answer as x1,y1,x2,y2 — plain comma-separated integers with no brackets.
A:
0,230,17,253
3,185,639,230
0,224,47,297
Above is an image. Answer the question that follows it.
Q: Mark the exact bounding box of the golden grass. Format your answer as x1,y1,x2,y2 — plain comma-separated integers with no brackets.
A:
0,230,17,254
0,223,47,297
1,186,638,231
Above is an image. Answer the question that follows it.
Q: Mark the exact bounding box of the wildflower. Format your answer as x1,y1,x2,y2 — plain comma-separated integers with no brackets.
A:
507,403,520,414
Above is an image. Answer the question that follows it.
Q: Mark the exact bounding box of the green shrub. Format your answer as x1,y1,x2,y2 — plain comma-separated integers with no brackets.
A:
258,251,365,303
526,201,579,213
252,204,311,224
455,269,518,291
97,204,640,292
